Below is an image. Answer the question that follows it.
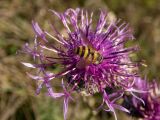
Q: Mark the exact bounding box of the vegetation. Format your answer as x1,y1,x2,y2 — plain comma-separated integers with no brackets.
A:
0,0,160,120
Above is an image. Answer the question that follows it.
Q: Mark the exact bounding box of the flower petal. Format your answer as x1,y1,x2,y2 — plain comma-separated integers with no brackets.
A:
63,97,69,120
112,104,130,113
21,62,36,68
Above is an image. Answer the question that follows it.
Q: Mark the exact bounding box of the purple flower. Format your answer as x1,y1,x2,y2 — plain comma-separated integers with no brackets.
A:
122,77,160,120
22,8,140,120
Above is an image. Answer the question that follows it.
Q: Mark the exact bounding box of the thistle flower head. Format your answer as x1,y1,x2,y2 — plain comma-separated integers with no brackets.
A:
22,8,140,120
123,77,160,120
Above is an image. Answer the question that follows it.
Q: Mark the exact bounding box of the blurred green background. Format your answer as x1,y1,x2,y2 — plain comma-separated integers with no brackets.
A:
0,0,160,120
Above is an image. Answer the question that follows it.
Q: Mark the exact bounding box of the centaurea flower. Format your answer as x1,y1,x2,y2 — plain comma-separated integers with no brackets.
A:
22,8,140,120
122,77,160,120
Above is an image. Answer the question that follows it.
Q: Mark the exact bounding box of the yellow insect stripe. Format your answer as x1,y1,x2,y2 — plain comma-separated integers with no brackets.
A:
74,46,102,64
78,46,83,56
83,46,89,58
93,51,98,62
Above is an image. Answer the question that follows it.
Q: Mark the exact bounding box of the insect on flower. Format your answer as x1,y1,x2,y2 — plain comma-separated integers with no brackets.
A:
21,8,142,120
74,30,103,66
74,45,103,64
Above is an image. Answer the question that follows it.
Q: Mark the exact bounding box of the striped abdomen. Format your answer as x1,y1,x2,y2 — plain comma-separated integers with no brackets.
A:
74,46,103,64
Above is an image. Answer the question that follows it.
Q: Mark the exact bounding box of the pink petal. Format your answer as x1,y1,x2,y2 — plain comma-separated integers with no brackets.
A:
21,62,36,68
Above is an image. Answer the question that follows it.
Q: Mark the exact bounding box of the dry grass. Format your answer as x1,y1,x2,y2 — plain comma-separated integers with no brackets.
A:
0,0,160,120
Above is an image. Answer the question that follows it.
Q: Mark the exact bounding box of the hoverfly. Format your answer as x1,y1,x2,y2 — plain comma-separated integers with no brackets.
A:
74,30,103,67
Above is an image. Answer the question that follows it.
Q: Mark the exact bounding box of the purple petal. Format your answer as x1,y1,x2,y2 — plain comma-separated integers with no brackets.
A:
47,90,64,98
26,72,43,80
112,104,130,113
21,62,36,68
130,91,145,105
32,21,47,42
63,97,69,120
